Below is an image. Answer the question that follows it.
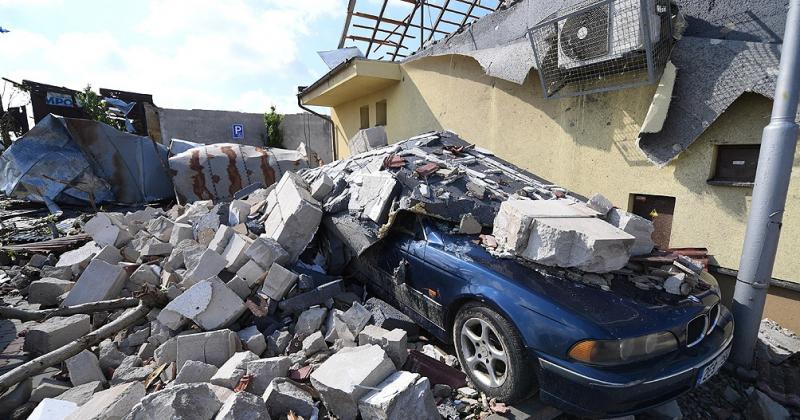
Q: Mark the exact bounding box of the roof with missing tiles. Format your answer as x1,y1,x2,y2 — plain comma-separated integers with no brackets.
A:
403,0,792,166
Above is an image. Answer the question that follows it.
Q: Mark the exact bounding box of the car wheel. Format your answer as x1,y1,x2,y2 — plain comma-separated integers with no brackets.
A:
452,302,535,402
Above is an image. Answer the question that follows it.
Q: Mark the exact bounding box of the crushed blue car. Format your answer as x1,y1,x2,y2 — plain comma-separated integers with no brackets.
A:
311,131,733,417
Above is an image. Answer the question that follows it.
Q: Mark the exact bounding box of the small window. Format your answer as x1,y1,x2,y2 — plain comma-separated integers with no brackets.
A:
392,212,425,240
376,100,387,126
360,105,370,130
708,144,760,186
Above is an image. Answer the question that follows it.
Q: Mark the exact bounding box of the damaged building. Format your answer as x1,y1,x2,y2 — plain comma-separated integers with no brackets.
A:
300,0,800,329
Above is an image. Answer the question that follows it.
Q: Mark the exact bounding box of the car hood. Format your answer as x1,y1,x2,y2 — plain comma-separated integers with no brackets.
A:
437,233,716,339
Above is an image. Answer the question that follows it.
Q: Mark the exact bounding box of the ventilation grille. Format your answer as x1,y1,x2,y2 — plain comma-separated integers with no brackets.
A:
528,0,673,98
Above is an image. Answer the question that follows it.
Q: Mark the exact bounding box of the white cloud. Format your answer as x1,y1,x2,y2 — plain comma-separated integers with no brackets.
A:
0,0,344,113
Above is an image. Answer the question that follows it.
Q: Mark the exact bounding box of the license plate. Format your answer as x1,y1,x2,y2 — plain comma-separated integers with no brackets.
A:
697,346,731,385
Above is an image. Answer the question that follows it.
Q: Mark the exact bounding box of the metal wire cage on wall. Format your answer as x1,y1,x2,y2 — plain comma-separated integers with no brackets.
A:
527,0,673,98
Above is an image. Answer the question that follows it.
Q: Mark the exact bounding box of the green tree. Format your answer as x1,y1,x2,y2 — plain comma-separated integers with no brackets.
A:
75,85,122,130
263,105,284,148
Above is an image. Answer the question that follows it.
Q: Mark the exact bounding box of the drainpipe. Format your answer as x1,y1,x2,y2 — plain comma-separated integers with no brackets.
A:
731,0,800,367
297,90,337,162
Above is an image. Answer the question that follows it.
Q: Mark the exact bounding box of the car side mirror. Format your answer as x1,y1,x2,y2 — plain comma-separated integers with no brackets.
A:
426,228,444,247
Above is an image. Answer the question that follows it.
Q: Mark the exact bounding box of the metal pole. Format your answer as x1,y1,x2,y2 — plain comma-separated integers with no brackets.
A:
731,0,800,367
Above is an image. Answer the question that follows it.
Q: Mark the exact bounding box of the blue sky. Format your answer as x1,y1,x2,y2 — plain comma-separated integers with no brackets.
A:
0,0,357,114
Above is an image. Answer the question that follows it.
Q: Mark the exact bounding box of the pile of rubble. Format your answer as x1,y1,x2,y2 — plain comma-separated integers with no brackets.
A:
0,130,752,419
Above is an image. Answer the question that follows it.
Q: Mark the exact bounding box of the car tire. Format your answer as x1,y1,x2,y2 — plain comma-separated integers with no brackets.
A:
452,302,536,403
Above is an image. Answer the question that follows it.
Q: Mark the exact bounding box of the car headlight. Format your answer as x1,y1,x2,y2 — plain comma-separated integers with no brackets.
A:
568,331,678,366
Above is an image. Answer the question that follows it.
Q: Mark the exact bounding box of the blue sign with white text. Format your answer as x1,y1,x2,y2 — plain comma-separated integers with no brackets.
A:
232,123,244,140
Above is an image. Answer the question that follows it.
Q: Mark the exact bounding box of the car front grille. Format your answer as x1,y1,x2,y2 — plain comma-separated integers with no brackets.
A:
686,303,719,348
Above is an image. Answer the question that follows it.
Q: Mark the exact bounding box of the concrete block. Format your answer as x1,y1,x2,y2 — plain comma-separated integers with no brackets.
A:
120,325,150,348
263,172,322,261
311,172,334,202
28,278,74,306
208,225,235,255
358,371,439,420
259,263,297,301
64,382,144,420
125,383,229,420
66,350,106,386
160,277,246,331
262,378,316,419
245,237,289,271
183,249,227,287
245,356,291,395
228,200,251,226
125,207,160,224
310,344,396,420
359,325,408,368
98,339,126,370
110,355,154,385
176,330,239,370
266,330,291,357
148,216,175,242
169,222,194,246
364,297,419,337
302,331,327,355
355,173,397,224
94,245,122,265
607,208,655,256
324,309,344,343
522,217,635,273
210,351,259,389
174,360,219,384
27,398,78,420
215,391,269,420
29,381,71,402
129,264,160,288
236,260,267,287
54,381,104,406
154,337,177,366
295,307,327,338
24,314,91,355
222,234,252,272
238,326,266,356
493,199,600,254
279,279,346,314
62,260,128,306
56,241,101,269
458,213,482,235
347,126,387,155
226,276,252,300
338,302,372,340
139,239,174,257
587,193,614,215
137,342,156,359
42,265,74,281
84,213,132,248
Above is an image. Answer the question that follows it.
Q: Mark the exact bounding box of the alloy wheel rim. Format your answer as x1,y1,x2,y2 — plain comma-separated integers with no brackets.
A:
460,317,508,388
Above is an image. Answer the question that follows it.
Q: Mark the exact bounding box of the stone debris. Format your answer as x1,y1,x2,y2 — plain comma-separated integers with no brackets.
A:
66,350,107,386
358,371,439,420
27,398,78,420
1,130,783,420
28,278,74,306
24,314,91,355
246,356,291,395
174,360,219,385
62,259,129,306
127,383,231,420
310,344,396,420
65,382,145,420
214,391,269,420
262,378,316,419
210,351,259,389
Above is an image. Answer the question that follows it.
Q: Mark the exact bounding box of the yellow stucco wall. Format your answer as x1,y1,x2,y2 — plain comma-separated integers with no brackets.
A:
328,55,800,283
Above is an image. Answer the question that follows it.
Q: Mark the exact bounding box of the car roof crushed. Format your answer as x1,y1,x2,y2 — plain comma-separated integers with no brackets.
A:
302,130,712,298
